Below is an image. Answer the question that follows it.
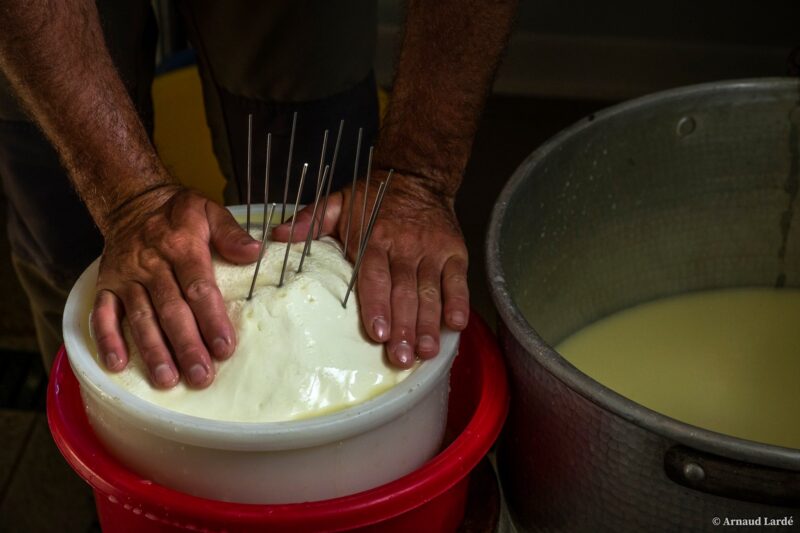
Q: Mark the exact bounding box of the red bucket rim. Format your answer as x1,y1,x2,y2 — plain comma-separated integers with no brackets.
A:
47,312,508,531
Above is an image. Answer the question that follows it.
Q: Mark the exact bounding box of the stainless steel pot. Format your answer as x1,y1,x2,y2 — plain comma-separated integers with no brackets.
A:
487,78,800,532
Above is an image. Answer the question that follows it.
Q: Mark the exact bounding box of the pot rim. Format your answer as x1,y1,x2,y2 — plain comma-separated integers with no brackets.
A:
486,76,800,471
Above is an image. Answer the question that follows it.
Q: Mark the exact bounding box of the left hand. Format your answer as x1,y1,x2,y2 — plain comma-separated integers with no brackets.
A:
272,170,469,368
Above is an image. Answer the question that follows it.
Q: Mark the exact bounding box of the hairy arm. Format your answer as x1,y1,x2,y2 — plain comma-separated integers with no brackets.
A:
359,0,518,363
0,0,173,230
0,0,259,387
375,0,517,196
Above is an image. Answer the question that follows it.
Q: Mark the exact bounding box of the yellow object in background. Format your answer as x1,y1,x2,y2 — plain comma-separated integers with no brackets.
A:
152,65,389,206
152,67,226,204
377,86,389,120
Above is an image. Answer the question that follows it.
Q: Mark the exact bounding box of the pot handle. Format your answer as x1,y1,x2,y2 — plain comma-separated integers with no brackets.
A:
664,446,800,507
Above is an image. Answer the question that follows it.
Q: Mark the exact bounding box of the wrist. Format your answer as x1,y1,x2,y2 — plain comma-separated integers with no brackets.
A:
63,127,179,236
373,116,470,199
101,182,183,238
68,138,179,236
372,169,457,214
376,166,459,203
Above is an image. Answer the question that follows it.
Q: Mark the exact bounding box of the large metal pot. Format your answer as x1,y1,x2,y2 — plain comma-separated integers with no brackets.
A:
487,78,800,532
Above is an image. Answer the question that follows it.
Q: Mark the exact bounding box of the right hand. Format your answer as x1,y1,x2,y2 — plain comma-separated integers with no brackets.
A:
90,186,261,389
272,172,470,369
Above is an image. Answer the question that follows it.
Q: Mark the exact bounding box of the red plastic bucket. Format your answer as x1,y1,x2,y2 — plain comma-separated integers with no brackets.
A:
48,312,508,532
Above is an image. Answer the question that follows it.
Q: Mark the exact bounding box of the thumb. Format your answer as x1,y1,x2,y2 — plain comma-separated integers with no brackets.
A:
272,192,343,243
206,201,261,264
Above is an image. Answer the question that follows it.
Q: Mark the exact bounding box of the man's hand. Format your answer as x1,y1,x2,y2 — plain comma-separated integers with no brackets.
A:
273,171,469,368
274,0,516,369
91,186,261,388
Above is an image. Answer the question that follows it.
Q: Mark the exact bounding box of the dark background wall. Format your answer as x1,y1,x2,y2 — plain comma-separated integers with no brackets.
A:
377,0,799,99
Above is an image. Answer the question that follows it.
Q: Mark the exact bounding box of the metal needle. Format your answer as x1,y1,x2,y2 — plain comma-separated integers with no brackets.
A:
281,111,298,224
279,163,308,287
248,203,276,301
364,169,393,252
357,146,374,257
297,165,330,273
343,128,362,257
303,129,329,258
317,119,344,239
261,133,272,237
315,129,329,196
342,174,391,308
246,113,253,234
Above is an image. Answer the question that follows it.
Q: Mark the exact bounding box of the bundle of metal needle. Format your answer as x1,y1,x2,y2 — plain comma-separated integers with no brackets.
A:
241,114,392,307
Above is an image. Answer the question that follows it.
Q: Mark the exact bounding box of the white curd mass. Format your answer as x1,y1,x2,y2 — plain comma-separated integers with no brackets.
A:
106,236,413,422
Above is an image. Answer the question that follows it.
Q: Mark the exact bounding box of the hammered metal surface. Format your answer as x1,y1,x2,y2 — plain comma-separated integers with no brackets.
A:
488,79,800,532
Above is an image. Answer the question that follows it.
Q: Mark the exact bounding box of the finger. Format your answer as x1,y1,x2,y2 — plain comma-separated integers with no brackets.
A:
207,201,261,264
357,244,392,344
271,203,315,243
91,289,129,371
123,283,179,389
173,246,235,361
319,190,343,237
415,259,442,359
148,270,215,389
442,255,469,330
272,192,343,243
387,259,419,368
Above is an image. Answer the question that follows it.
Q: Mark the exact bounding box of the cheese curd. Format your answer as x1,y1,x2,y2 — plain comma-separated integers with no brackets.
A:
107,237,413,422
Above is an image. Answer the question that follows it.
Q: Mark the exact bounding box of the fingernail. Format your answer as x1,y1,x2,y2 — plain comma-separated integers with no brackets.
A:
418,335,437,355
212,336,231,358
188,364,209,386
105,352,121,370
450,311,467,328
373,317,389,341
153,364,177,387
393,341,414,367
240,236,257,246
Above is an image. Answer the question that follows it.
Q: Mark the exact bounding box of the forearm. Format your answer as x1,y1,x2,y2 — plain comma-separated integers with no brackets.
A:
0,0,175,235
374,0,517,198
